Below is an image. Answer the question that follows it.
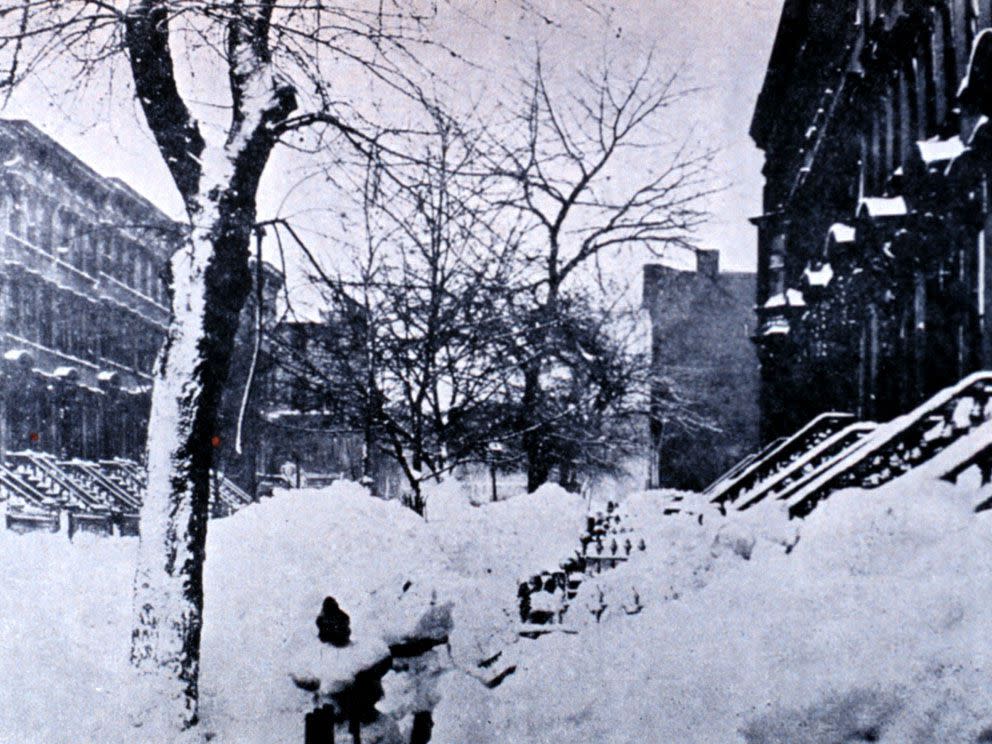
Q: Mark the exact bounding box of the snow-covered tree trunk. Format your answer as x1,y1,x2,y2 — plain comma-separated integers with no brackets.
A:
130,215,250,730
124,0,297,731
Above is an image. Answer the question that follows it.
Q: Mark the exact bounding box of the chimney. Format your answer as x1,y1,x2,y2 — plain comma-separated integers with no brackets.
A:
696,249,719,279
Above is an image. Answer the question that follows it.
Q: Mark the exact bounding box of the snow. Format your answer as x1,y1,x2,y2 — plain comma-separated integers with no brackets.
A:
424,481,587,665
198,483,450,740
858,196,908,219
0,479,587,742
5,463,992,743
763,288,804,309
734,422,877,511
761,317,791,336
434,472,992,743
826,223,855,245
916,136,966,167
787,371,992,507
803,262,834,288
3,347,33,364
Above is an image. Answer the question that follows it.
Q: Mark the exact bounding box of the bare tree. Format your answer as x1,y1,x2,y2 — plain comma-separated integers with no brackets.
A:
284,100,526,510
0,0,458,732
491,52,716,490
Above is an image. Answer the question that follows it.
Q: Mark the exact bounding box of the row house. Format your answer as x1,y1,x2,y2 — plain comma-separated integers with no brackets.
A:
751,0,992,441
0,119,178,461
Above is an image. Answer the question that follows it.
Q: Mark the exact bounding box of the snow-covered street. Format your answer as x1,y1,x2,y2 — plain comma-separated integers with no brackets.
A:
2,469,992,743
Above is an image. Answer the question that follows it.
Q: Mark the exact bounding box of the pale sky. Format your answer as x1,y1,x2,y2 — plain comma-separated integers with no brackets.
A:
1,1,783,280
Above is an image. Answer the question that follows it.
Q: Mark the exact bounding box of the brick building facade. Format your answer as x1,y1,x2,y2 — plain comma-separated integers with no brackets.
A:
643,251,760,491
751,0,992,442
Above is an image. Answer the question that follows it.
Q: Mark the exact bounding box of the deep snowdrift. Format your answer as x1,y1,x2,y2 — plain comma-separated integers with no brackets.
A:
434,474,992,743
3,472,992,743
0,480,587,743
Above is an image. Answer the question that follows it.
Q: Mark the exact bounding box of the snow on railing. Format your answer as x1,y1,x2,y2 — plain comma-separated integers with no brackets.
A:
786,371,992,518
736,422,877,512
709,412,855,506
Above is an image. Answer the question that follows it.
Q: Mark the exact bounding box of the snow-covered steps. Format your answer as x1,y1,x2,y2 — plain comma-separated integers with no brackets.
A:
517,500,645,633
0,460,61,507
1,453,256,536
787,371,992,519
709,412,855,506
8,451,108,513
736,422,877,511
934,418,992,500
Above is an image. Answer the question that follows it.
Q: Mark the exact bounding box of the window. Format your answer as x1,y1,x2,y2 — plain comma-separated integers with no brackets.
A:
899,68,913,165
915,55,932,138
939,5,957,124
86,231,98,276
87,308,98,360
22,279,37,342
929,8,949,127
25,196,39,246
39,201,53,252
967,0,980,57
7,281,20,336
882,93,894,183
39,283,53,348
9,205,22,237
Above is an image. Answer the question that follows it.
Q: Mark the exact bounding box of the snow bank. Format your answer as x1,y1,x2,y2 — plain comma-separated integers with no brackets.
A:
0,483,455,743
435,473,992,743
0,479,590,742
9,467,991,744
199,482,450,742
425,482,587,667
428,483,586,584
0,531,135,742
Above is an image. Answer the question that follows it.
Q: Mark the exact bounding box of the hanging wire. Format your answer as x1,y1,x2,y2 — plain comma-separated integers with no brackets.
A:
235,227,265,455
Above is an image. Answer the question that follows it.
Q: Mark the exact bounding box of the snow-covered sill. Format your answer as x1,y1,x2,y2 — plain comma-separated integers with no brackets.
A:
5,231,98,286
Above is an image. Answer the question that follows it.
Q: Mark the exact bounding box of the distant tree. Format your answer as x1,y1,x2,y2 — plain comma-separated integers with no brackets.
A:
286,99,525,510
491,53,716,491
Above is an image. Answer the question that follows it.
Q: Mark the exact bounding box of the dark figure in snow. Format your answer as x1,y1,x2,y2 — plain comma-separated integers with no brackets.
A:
316,596,351,647
518,582,531,623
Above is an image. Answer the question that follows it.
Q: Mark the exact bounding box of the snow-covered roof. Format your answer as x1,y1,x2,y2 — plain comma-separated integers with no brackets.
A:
804,263,834,288
916,136,966,167
826,223,856,245
858,196,908,219
53,366,79,381
96,370,119,385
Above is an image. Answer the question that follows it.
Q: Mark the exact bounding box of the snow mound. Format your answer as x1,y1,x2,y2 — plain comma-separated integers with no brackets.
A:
199,482,450,742
426,483,587,667
0,530,136,742
428,483,586,583
435,473,992,743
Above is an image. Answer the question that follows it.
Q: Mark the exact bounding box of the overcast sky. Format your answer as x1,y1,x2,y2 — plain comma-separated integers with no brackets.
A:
1,1,783,278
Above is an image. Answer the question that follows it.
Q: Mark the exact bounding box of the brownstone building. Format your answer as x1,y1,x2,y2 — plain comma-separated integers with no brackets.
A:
752,0,992,442
0,119,177,462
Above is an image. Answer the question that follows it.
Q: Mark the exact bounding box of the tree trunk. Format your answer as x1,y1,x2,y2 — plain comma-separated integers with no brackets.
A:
130,189,256,732
522,360,552,492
